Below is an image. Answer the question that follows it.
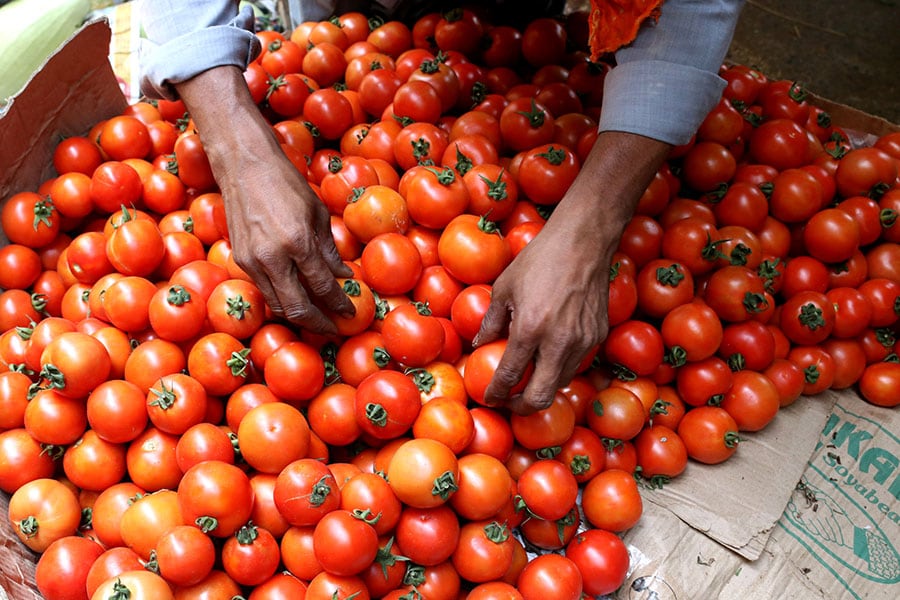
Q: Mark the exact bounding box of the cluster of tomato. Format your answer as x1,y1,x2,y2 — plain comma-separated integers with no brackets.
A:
2,6,900,600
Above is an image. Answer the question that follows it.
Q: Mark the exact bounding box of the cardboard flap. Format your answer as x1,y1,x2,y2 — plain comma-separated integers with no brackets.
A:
639,391,840,560
0,18,127,209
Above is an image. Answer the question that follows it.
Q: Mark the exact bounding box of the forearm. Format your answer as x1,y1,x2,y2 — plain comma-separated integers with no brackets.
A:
173,67,285,205
544,131,672,259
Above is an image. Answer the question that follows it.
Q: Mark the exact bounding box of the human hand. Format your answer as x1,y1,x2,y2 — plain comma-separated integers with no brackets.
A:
218,151,355,334
175,66,354,334
475,227,611,415
473,131,672,415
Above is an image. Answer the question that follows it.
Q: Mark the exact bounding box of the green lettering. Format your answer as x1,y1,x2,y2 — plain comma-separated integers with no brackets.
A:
860,447,899,485
830,422,874,460
890,472,900,501
878,502,889,514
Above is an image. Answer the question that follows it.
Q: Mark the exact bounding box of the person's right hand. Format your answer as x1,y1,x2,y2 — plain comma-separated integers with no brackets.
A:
174,65,354,334
218,148,355,334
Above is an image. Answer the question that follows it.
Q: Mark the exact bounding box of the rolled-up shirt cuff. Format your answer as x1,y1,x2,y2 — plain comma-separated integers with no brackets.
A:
598,59,726,146
140,6,261,101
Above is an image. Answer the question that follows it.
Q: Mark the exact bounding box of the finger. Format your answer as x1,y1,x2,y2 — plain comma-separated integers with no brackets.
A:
314,207,353,279
482,335,537,407
509,344,581,414
472,293,508,348
277,276,340,335
296,251,356,318
255,254,341,334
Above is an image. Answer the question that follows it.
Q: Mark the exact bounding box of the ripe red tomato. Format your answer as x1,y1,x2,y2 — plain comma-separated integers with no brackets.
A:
677,405,741,464
155,524,217,587
580,468,642,532
452,520,516,583
9,478,82,552
603,319,665,378
565,529,630,597
355,370,421,440
178,460,254,537
263,340,326,404
238,401,311,474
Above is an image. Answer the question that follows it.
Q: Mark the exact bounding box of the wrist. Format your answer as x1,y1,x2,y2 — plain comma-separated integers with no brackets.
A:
174,66,282,187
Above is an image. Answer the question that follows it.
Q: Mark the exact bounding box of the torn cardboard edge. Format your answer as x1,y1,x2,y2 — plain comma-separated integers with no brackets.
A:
638,390,841,561
621,392,900,600
0,18,127,211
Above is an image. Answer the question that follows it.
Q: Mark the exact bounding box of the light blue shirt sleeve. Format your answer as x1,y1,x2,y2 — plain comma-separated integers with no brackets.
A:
139,0,262,100
598,0,746,146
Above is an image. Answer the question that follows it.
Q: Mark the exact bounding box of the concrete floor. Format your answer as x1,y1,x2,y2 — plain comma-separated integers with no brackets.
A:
726,0,899,124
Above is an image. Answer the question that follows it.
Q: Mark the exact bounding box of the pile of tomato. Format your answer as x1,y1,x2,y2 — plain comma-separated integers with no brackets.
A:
1,7,899,600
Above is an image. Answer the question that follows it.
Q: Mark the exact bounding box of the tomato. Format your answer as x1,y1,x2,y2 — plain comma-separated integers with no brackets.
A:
237,401,311,475
719,369,781,432
170,569,242,599
516,458,578,522
406,165,471,230
682,142,737,192
452,520,516,583
394,504,460,566
580,468,642,532
603,319,665,378
343,184,410,243
360,232,423,295
634,424,688,483
53,135,103,175
835,147,898,198
660,299,723,363
154,524,217,587
460,164,517,224
175,422,235,473
259,339,325,404
857,278,900,328
635,259,695,319
800,207,861,264
763,358,806,408
2,191,61,248
703,265,770,322
779,290,835,345
304,88,354,140
36,330,111,400
310,509,379,578
204,278,267,340
84,547,144,598
98,114,151,160
62,430,126,491
8,478,82,552
676,405,740,464
355,370,421,440
274,458,341,527
178,459,253,537
858,361,900,408
769,167,825,223
565,528,630,597
438,214,511,284
586,385,645,442
499,97,555,152
515,553,582,600
220,522,282,586
393,121,449,171
248,572,310,600
866,242,900,283
381,301,445,367
748,118,811,170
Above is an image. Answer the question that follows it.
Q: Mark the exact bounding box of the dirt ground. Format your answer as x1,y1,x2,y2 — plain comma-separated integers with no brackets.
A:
726,0,899,124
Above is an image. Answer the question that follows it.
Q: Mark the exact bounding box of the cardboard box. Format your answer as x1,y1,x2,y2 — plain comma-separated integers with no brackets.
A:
0,19,126,600
1,18,898,600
